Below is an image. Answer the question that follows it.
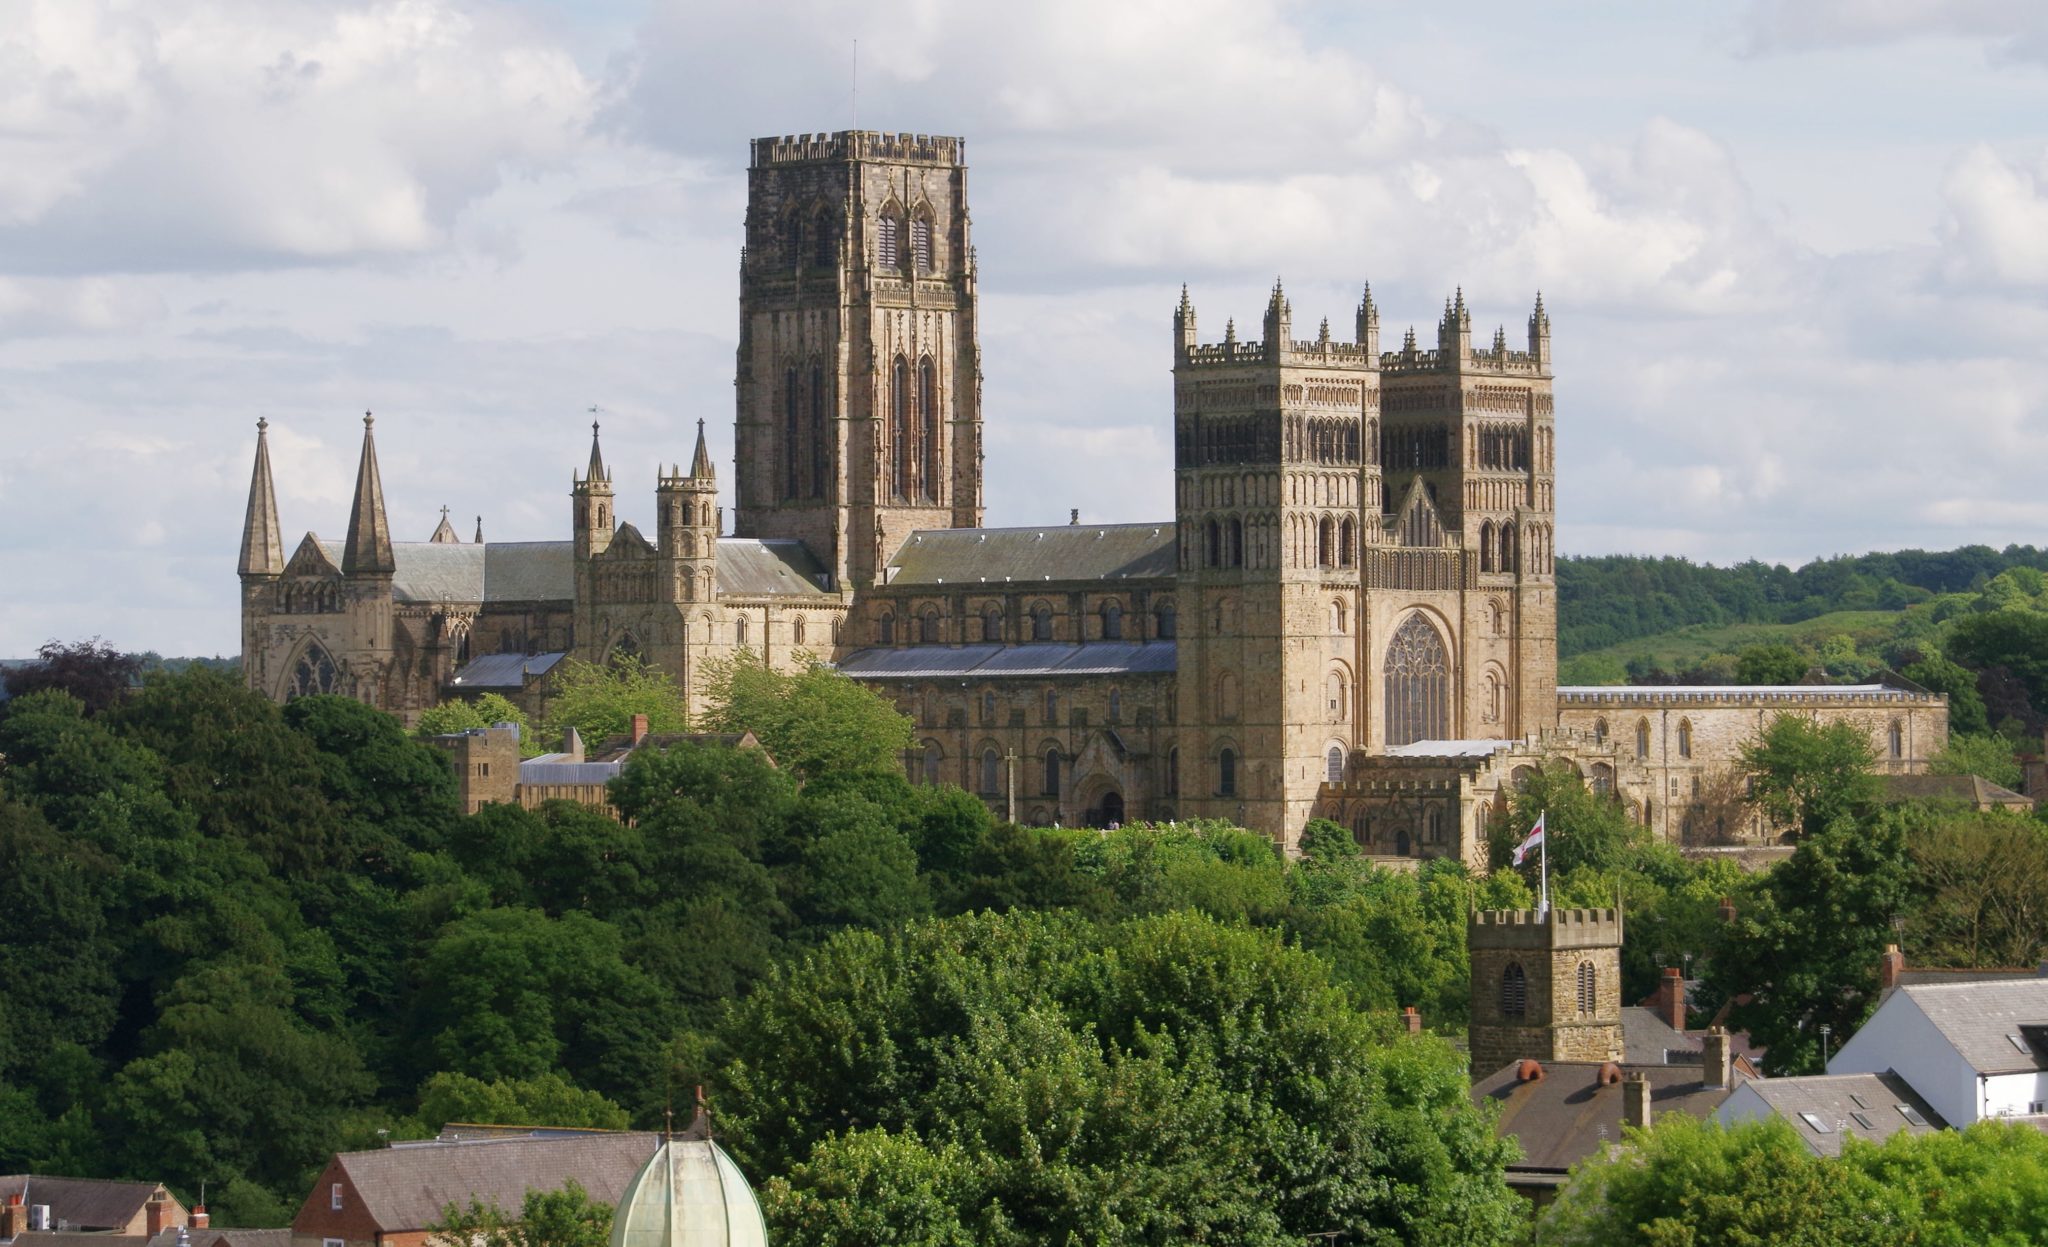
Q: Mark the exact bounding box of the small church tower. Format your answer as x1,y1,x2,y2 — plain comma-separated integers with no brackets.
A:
658,420,720,605
1467,907,1625,1076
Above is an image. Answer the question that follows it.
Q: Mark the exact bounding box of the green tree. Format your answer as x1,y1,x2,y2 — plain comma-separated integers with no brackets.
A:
539,656,689,752
1709,813,1913,1072
416,1071,629,1132
1740,714,1881,837
1928,732,2023,790
761,1128,980,1247
1904,810,2048,969
1,638,142,715
431,1179,613,1247
415,694,538,755
1491,759,1650,876
699,650,913,781
1902,654,1989,734
1736,642,1809,685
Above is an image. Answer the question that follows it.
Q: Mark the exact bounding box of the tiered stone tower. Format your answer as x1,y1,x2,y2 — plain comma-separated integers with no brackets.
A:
734,131,984,589
1467,907,1624,1076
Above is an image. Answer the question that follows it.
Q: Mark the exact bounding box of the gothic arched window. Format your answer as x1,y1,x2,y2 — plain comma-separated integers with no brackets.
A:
1576,960,1597,1016
1383,613,1450,746
1889,719,1903,760
911,212,933,274
920,358,940,502
1032,605,1053,641
982,606,1002,641
810,208,835,268
1044,689,1059,723
981,690,996,723
1228,517,1245,567
1678,719,1693,759
1166,746,1180,796
1101,601,1123,640
287,643,339,699
920,610,940,643
793,617,806,646
1108,688,1122,720
1594,718,1609,745
1205,519,1221,568
784,367,802,500
735,617,749,648
1325,745,1343,784
981,748,1001,794
891,357,911,501
1636,718,1651,759
879,613,896,645
1155,603,1176,639
1317,516,1334,567
1218,747,1237,797
1501,963,1527,1019
809,364,829,499
1042,748,1060,796
1479,519,1496,573
877,211,901,270
921,742,941,786
1339,516,1356,566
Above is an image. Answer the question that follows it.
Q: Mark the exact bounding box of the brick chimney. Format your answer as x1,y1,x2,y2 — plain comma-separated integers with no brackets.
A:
1656,966,1685,1032
1718,895,1737,924
1703,1027,1733,1089
144,1190,170,1236
630,713,650,744
4,1195,27,1241
191,1207,209,1230
1622,1074,1652,1131
1880,943,1906,990
1401,1006,1422,1035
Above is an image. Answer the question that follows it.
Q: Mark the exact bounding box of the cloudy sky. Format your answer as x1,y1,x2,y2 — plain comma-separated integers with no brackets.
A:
4,0,2048,656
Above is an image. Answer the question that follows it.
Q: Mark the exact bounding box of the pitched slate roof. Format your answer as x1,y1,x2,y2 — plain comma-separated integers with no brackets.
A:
715,539,831,597
884,523,1176,586
0,1177,170,1232
1470,1062,1741,1175
836,642,1177,680
1621,1006,1702,1064
141,1230,293,1247
1898,980,2048,1075
1729,1072,1946,1158
333,1132,658,1232
1881,773,2034,808
449,652,567,691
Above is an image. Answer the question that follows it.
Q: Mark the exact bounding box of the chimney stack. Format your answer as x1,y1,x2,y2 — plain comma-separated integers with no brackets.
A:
144,1191,170,1236
1718,895,1737,923
1703,1027,1733,1089
1658,966,1685,1032
3,1195,25,1241
630,713,650,744
1622,1074,1652,1132
1069,508,1079,525
1880,943,1906,990
1401,1006,1422,1035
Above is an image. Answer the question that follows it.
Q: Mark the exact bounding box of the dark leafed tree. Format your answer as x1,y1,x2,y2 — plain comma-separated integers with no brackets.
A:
3,638,142,716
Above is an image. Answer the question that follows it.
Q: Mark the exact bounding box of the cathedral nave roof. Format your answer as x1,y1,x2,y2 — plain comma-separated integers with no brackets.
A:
884,523,1176,587
837,640,1177,680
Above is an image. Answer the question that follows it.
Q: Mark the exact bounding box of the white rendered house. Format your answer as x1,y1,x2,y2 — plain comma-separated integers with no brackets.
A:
1827,979,2048,1129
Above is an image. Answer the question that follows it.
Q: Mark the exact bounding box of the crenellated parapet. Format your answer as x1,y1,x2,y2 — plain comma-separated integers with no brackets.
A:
1470,907,1626,950
750,130,963,167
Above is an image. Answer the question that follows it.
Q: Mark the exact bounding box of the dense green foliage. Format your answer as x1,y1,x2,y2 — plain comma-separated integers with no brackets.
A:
1544,1115,2048,1246
430,1178,614,1247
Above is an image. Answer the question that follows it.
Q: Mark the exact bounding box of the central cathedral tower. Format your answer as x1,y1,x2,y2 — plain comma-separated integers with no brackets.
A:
734,131,984,589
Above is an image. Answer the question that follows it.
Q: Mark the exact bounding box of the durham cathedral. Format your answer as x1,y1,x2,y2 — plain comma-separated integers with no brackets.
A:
236,130,1947,861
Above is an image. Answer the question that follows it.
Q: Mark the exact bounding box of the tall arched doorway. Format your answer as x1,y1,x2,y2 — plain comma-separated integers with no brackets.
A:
1096,791,1125,828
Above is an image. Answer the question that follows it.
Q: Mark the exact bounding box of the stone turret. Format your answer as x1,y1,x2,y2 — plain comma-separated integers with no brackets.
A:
1262,277,1291,359
341,413,394,577
1528,291,1551,369
574,420,615,562
658,420,720,604
1355,282,1380,357
1467,907,1625,1077
1175,285,1197,357
1437,287,1473,369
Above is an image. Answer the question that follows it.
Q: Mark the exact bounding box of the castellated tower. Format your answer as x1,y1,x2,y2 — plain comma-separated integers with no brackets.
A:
1171,281,1382,839
734,131,984,589
1467,908,1624,1076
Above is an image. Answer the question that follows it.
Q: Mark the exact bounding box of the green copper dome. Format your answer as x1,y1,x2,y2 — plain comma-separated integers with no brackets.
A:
608,1122,767,1247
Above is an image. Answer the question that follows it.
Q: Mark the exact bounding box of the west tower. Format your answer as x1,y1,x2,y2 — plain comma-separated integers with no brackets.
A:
1171,282,1382,842
735,131,984,589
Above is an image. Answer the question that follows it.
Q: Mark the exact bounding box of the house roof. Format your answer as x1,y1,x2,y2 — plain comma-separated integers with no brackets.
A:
883,523,1176,587
1731,1072,1946,1158
1470,1062,1741,1173
0,1177,172,1231
1621,1006,1702,1064
141,1230,293,1247
836,641,1177,681
1898,980,2048,1075
1881,773,2033,808
325,1132,659,1233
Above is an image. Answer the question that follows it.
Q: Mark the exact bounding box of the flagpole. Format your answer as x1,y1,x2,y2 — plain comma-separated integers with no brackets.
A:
1539,809,1549,919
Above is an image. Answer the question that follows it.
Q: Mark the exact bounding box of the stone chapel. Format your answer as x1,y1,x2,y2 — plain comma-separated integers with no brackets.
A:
238,129,1947,859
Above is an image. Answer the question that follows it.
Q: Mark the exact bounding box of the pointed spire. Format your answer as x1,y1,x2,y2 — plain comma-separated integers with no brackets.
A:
342,412,395,576
474,515,484,543
586,417,607,483
238,417,284,577
690,418,715,479
430,505,460,544
1177,283,1193,319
